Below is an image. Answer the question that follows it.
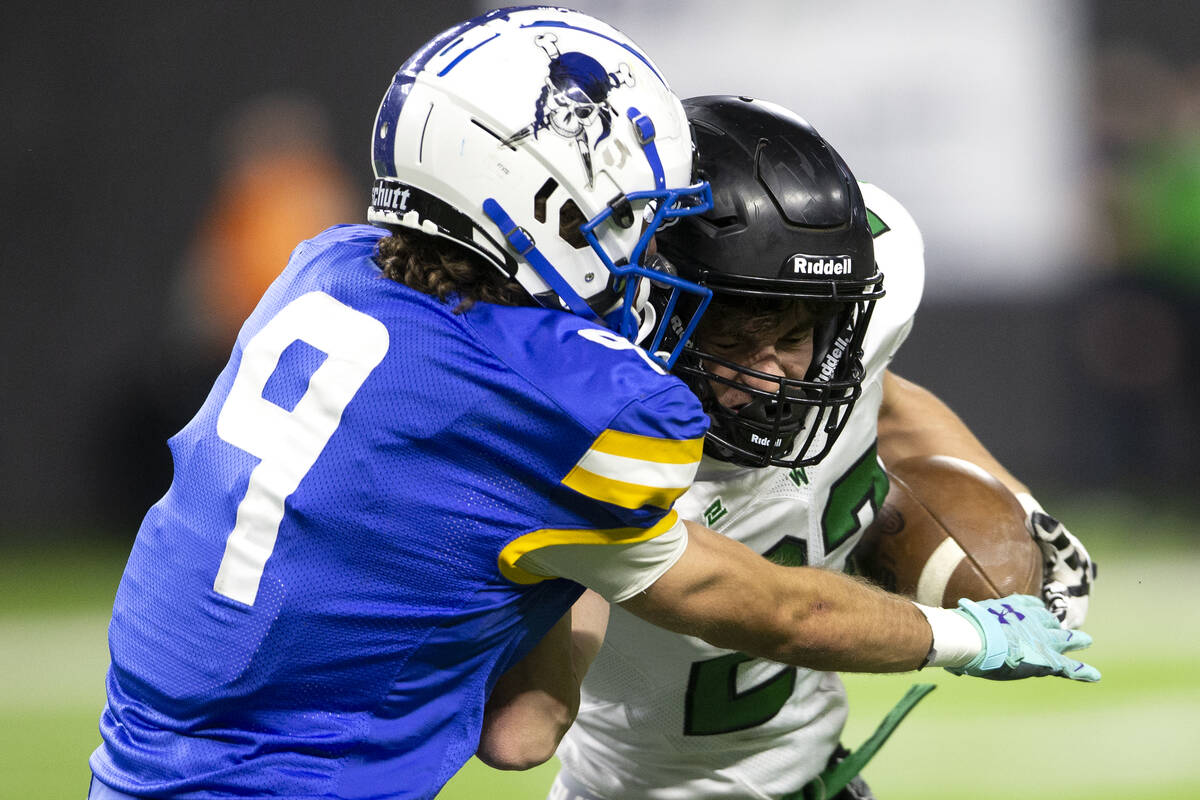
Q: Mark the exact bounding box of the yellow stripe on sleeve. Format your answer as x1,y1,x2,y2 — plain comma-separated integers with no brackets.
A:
561,428,704,510
497,510,679,585
588,429,705,464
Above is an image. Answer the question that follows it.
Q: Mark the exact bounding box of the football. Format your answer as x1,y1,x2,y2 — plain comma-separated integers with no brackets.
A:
853,454,1042,608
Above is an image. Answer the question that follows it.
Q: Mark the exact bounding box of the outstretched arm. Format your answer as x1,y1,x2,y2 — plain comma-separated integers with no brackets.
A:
622,520,1097,681
622,520,933,673
476,590,610,770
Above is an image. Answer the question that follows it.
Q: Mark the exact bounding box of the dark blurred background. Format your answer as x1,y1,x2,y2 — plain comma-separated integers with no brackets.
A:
2,1,1197,539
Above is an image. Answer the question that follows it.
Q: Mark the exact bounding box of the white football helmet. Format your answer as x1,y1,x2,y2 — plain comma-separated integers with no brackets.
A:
367,6,713,365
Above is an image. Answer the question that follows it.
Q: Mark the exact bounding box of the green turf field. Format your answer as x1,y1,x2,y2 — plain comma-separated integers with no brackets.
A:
4,499,1197,799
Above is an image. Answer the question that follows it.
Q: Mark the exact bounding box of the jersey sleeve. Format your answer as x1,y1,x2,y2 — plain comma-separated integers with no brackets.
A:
859,182,926,379
515,514,689,603
497,379,708,603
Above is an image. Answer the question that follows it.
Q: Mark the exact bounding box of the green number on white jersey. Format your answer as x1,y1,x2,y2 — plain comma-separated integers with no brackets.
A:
821,443,888,554
682,443,887,736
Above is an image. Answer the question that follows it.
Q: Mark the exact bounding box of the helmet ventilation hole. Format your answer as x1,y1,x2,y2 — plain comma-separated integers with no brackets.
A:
534,178,558,224
558,199,588,250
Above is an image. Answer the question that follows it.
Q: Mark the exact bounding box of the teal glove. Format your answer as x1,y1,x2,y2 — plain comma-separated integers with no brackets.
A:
947,595,1100,682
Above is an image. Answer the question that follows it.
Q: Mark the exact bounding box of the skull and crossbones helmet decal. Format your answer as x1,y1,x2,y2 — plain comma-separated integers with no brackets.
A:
506,34,635,185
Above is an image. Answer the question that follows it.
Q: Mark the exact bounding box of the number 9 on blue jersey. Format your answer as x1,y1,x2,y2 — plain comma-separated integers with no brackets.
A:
213,292,389,606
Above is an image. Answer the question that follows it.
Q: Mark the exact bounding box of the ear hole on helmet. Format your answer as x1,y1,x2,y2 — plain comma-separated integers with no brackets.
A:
558,200,588,250
534,178,558,224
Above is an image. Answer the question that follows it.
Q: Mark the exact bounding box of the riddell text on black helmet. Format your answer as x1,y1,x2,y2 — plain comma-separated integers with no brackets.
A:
788,254,854,276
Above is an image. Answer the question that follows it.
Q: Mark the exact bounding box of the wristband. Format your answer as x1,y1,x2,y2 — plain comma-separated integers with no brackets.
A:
913,603,982,669
1014,491,1042,518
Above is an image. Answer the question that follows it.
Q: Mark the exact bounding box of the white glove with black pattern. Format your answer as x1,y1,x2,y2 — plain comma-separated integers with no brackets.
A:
1017,493,1096,630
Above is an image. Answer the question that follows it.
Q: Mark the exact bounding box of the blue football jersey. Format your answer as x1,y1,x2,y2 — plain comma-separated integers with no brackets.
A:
91,225,708,799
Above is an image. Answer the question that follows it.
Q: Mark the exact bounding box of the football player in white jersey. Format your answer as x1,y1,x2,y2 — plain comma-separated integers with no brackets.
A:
548,96,1098,800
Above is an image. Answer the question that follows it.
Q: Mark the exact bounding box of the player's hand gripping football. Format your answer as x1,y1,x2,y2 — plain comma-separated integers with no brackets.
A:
947,595,1100,682
1017,494,1096,629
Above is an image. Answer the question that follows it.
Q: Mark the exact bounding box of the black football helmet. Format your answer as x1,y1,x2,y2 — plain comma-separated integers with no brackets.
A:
656,96,885,468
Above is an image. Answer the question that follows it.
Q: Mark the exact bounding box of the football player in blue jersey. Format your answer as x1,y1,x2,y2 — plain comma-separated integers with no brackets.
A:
89,10,1096,800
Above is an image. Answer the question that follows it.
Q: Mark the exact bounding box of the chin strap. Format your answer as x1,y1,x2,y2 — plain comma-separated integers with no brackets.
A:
481,198,600,321
626,107,665,190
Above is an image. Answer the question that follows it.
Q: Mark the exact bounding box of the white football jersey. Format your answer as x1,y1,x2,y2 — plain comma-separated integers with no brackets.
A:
555,184,925,800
